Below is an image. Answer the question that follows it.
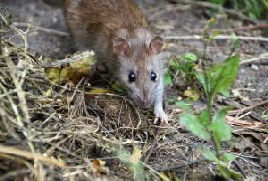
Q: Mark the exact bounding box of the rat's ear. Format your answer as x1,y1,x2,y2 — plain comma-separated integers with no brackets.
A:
113,38,131,57
150,36,164,55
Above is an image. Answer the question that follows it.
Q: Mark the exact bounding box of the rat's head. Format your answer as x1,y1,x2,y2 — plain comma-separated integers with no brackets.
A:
113,30,164,108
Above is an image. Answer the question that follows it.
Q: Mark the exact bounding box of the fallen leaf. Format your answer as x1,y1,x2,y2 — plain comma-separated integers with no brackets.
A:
183,88,200,101
44,51,96,85
43,89,52,97
226,115,265,129
162,43,169,50
232,89,249,101
90,160,109,175
44,67,69,84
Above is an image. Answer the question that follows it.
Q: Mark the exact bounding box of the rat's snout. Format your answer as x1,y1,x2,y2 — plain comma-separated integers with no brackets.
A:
137,96,149,108
136,89,151,108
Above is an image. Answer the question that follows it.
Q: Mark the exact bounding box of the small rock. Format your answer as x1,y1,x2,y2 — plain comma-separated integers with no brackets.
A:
251,64,259,70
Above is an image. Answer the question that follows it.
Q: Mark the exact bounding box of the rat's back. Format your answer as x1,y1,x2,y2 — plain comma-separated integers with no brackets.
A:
65,0,148,36
64,0,149,56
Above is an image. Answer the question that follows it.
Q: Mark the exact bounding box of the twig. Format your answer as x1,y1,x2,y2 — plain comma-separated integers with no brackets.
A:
143,129,161,163
12,22,68,37
233,153,261,168
0,12,29,52
187,24,268,33
240,53,268,65
165,35,268,42
233,161,247,178
225,100,268,123
228,99,268,115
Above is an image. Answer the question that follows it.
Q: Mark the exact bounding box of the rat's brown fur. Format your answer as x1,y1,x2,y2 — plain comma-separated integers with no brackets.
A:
64,0,150,66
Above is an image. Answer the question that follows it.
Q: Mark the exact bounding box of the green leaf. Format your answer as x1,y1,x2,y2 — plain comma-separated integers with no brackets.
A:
180,114,210,140
208,55,239,98
167,98,176,103
209,107,232,142
218,164,243,180
133,162,145,181
184,53,197,61
195,56,239,99
201,147,218,162
210,30,221,40
198,109,210,125
209,121,232,142
111,82,126,93
212,107,231,123
117,149,130,163
175,101,192,110
176,65,187,72
230,33,240,51
224,167,243,180
164,72,172,85
261,115,268,119
118,148,145,181
195,72,210,96
208,0,227,5
222,153,235,162
248,11,257,20
170,59,179,68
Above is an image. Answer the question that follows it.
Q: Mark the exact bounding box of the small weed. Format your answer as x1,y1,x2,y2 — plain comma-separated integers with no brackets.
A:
165,52,198,86
118,147,145,181
202,0,268,19
172,18,243,179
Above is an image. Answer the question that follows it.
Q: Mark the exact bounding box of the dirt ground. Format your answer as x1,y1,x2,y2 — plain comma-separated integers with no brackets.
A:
1,0,267,180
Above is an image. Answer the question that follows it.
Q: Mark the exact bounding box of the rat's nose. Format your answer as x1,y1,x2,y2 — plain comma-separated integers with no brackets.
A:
137,97,149,108
137,91,150,108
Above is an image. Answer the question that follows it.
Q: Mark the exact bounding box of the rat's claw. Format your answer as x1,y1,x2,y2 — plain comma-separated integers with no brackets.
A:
154,109,168,124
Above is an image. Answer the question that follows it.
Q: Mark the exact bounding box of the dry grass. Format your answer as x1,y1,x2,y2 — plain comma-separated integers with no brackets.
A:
0,38,141,180
0,36,190,181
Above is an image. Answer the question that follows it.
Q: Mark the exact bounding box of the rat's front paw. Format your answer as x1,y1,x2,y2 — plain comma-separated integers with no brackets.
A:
154,109,168,124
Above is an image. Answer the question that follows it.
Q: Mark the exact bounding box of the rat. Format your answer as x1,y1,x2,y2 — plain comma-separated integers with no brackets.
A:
43,0,168,124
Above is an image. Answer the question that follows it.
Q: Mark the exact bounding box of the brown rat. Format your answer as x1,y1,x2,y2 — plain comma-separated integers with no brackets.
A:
44,0,168,124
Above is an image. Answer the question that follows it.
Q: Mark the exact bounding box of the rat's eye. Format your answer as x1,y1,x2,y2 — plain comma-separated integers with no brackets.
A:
151,72,157,81
128,72,136,82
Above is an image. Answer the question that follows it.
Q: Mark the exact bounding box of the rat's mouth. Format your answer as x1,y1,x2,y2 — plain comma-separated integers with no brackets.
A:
135,97,152,108
137,102,150,108
127,90,152,108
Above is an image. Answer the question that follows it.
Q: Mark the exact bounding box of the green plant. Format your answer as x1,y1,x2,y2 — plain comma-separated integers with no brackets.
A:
165,52,197,86
118,147,145,181
178,18,242,179
202,0,268,19
165,53,199,109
